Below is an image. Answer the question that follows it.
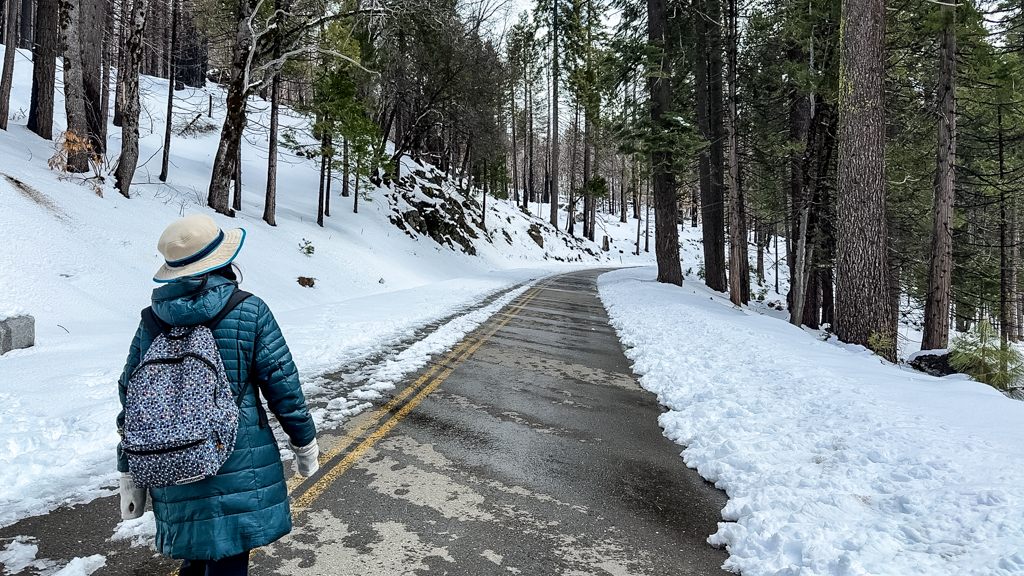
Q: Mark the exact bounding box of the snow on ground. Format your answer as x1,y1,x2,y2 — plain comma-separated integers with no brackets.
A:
599,267,1024,576
0,44,653,528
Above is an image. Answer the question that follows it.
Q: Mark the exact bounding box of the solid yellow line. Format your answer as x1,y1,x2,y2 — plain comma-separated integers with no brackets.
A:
284,336,477,492
292,288,539,509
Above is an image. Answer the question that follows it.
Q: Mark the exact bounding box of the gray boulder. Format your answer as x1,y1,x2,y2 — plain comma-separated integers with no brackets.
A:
0,315,35,355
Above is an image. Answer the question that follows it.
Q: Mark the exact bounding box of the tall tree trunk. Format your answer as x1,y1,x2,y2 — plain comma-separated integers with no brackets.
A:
27,0,56,138
0,0,22,131
510,91,519,204
921,2,956,351
19,0,32,48
80,0,104,153
264,71,280,225
341,139,350,197
208,1,252,215
325,134,332,218
550,0,560,228
61,0,90,172
582,112,591,239
836,0,895,359
158,0,178,182
317,132,327,227
113,0,147,196
694,0,727,292
232,139,242,211
527,85,535,210
726,0,747,305
113,0,128,126
647,0,682,285
263,0,282,226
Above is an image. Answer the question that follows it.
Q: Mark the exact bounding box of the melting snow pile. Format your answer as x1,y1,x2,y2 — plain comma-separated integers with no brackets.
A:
599,267,1024,576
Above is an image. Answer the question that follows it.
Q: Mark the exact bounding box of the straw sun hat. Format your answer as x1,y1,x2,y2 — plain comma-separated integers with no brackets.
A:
153,214,246,283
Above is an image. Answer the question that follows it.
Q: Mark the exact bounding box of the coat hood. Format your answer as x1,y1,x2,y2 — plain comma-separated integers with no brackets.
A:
151,275,237,326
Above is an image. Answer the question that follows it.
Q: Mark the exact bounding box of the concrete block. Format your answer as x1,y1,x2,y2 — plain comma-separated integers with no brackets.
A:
0,315,35,354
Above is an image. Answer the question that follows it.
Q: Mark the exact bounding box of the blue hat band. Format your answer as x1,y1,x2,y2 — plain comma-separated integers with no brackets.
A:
165,230,226,268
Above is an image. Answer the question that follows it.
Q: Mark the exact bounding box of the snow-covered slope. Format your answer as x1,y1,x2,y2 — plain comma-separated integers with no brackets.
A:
600,267,1024,576
0,45,652,526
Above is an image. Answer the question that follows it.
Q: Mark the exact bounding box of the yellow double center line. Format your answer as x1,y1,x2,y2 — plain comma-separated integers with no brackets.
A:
289,285,541,508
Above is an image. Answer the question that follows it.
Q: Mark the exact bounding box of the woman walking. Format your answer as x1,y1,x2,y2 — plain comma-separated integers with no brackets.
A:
115,214,320,575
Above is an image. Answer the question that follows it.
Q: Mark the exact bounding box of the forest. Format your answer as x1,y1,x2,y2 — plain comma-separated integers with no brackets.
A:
1,0,1021,383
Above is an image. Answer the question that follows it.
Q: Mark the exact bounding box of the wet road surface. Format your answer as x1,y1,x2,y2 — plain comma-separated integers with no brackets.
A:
1,269,730,575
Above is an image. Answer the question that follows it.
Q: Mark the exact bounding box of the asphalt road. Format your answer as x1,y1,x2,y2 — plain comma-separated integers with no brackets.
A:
1,269,730,575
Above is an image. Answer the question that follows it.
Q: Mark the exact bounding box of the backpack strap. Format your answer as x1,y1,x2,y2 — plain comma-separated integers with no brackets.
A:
140,307,168,337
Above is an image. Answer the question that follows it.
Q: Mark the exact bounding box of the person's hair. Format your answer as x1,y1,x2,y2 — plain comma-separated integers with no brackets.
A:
210,264,243,285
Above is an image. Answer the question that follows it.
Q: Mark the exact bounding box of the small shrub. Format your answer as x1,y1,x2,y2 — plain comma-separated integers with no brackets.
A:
298,238,315,257
950,320,1024,394
867,330,896,361
297,276,316,288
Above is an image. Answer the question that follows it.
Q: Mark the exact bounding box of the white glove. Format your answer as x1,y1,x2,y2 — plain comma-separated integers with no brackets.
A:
291,439,320,478
119,473,147,520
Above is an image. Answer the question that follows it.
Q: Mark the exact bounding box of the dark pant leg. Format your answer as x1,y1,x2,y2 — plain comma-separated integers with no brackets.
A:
179,559,208,576
205,551,250,576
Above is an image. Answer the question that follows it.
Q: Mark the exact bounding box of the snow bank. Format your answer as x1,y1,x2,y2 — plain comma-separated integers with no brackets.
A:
599,267,1024,576
51,555,106,576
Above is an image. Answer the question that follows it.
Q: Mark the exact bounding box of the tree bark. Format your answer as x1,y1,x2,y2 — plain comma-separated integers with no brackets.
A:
647,0,682,285
550,0,560,228
836,0,895,359
921,3,956,351
19,0,32,48
263,0,282,226
694,0,727,292
27,0,57,139
61,0,90,172
0,0,22,131
80,0,104,153
207,0,253,215
113,0,147,197
341,139,350,197
158,0,178,182
726,0,747,305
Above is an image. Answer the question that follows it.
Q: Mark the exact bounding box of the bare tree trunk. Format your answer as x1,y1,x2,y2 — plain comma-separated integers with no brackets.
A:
921,3,956,351
232,138,242,211
263,0,282,226
527,84,535,210
836,0,895,360
208,1,253,215
61,0,90,172
19,0,32,48
0,0,22,131
510,92,518,204
726,0,747,305
648,0,682,285
341,139,350,197
80,0,104,153
158,0,178,182
694,0,726,292
317,132,327,227
27,0,57,138
549,0,560,228
113,0,128,126
325,134,332,218
113,0,147,196
353,160,360,213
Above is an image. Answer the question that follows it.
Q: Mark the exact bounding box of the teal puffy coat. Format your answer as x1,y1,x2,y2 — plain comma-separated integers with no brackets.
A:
116,275,317,561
